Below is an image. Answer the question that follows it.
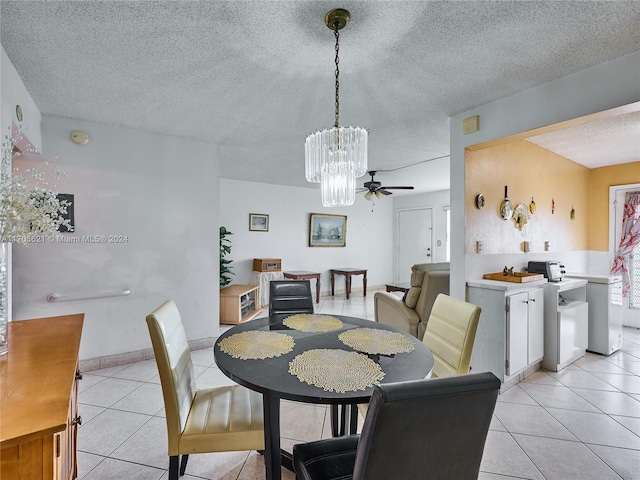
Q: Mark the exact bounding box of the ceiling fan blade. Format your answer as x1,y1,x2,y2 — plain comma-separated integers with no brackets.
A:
378,189,393,196
378,186,415,190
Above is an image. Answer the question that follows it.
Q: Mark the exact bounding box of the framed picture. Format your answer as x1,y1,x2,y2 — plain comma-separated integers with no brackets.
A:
249,213,269,232
309,213,347,247
57,193,74,232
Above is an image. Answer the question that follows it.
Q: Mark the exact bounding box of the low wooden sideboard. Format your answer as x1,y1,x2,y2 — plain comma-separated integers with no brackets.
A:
1,314,84,480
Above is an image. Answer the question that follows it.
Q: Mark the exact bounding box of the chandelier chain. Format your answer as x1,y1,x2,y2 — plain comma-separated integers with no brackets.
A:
334,27,340,128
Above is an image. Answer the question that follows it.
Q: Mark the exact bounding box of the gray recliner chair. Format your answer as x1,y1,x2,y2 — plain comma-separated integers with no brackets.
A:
374,262,449,340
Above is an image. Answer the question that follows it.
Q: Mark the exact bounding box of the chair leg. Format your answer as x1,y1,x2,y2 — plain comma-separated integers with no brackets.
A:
331,404,339,437
331,404,358,437
169,456,179,480
349,404,358,434
179,454,189,475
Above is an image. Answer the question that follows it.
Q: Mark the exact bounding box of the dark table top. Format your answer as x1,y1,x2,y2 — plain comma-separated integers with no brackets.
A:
214,315,433,404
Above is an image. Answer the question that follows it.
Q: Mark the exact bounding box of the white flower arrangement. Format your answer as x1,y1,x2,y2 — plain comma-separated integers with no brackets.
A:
0,127,73,243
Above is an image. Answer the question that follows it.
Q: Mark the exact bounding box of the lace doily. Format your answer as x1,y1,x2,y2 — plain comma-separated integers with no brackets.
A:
283,314,343,332
338,328,415,356
289,349,385,393
218,331,294,360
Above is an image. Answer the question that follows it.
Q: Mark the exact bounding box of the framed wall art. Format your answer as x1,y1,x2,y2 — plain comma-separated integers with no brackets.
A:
249,213,269,232
309,213,346,247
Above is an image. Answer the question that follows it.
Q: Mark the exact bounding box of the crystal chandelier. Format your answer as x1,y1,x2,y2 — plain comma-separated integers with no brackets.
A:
305,9,368,207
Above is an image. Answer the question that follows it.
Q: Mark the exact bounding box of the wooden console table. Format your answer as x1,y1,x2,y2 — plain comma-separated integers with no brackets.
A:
330,268,367,300
1,314,84,480
283,271,321,303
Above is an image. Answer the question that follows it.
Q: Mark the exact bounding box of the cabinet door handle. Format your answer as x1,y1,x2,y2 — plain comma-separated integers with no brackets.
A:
75,370,83,381
72,415,82,426
522,300,529,304
530,298,536,302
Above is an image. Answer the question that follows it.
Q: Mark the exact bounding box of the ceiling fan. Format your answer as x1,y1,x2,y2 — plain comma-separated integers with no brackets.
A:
358,170,414,200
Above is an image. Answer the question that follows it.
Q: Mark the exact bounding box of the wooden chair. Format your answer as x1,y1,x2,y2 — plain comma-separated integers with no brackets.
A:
294,372,500,480
146,300,264,480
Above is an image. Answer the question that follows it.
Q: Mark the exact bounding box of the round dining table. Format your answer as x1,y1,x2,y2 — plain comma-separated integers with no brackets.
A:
214,315,434,480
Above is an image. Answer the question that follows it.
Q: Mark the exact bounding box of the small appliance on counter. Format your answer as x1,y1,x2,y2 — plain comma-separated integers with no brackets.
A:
527,261,566,282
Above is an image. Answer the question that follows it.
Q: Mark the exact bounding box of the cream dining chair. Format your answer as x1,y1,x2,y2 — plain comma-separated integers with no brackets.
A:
146,300,264,480
358,293,482,418
422,293,481,378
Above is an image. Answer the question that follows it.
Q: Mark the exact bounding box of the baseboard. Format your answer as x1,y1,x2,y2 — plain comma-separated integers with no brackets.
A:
79,336,216,372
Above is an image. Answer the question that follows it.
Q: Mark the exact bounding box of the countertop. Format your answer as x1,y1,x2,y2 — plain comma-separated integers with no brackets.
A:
467,278,547,292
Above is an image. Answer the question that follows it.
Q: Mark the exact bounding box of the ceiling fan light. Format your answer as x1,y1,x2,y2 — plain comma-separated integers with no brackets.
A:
375,191,383,199
364,191,373,201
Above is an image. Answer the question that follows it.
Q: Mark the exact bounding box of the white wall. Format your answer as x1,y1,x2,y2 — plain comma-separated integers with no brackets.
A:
450,51,640,299
1,46,42,149
1,45,43,325
12,116,221,360
219,179,394,294
392,190,450,274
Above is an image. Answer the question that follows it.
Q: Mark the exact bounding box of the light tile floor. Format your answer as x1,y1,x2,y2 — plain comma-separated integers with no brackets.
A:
77,291,640,479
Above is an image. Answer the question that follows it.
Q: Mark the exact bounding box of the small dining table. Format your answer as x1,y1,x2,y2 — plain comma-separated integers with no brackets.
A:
214,315,433,480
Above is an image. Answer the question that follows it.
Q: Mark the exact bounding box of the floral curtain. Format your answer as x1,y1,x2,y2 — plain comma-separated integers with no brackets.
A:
611,191,640,296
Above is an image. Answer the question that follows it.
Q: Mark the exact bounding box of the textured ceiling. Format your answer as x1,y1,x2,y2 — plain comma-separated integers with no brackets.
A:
526,111,640,169
1,1,639,196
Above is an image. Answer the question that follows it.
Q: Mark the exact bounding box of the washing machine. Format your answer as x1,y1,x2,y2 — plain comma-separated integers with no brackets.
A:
567,273,623,355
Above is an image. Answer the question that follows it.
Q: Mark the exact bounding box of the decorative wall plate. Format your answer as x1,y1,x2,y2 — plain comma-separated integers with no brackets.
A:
512,203,530,230
500,186,513,220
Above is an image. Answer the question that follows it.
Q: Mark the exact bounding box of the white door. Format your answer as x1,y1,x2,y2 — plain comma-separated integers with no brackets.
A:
397,208,433,283
611,185,640,328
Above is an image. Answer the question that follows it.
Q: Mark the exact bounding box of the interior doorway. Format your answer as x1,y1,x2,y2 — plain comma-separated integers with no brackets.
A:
396,207,433,283
610,183,640,328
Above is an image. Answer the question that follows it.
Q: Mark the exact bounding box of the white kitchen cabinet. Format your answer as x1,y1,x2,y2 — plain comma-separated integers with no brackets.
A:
527,288,545,364
542,279,588,371
467,279,545,383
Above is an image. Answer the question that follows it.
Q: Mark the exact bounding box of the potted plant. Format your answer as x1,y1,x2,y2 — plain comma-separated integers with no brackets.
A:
219,226,234,286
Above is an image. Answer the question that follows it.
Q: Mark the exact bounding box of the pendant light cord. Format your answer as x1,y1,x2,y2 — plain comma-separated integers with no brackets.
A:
334,26,340,128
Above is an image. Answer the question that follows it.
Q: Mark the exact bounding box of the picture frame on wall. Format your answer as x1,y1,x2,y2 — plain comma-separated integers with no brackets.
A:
249,213,269,232
309,213,347,247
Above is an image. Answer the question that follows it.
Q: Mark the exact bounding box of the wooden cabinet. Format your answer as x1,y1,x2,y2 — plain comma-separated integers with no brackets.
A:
0,314,84,480
220,285,262,324
55,369,81,480
467,280,544,383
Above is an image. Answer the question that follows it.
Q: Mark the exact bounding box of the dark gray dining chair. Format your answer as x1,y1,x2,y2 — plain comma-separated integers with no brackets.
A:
269,280,314,319
293,372,500,480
